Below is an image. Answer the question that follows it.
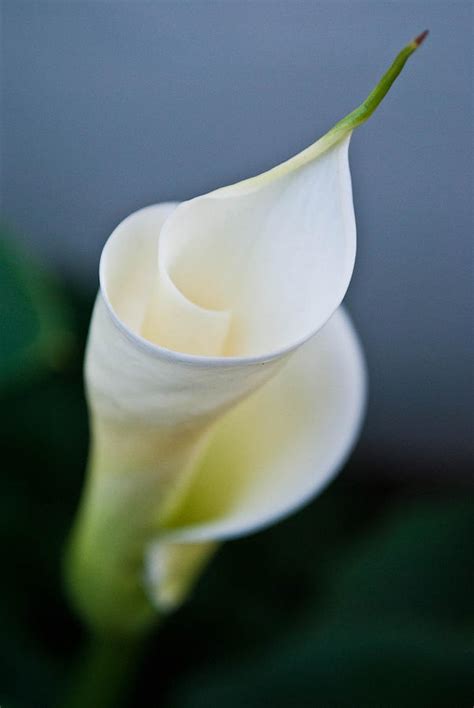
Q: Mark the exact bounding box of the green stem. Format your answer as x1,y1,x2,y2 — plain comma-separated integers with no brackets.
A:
235,30,429,190
328,29,429,136
61,633,145,708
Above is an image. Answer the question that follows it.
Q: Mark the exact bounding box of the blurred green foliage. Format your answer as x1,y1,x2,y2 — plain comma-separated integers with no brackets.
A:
0,233,73,390
0,229,472,707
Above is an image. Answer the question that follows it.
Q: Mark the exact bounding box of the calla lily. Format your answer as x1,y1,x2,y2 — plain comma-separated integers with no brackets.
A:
67,34,427,637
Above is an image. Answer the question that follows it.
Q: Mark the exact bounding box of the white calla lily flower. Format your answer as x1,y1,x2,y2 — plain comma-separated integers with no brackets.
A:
67,34,427,636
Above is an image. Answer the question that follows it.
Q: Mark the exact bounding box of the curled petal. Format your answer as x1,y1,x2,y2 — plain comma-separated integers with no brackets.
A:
76,195,362,628
148,135,355,357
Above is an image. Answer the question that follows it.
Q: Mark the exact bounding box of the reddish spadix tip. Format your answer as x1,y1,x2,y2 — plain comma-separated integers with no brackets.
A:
413,30,429,47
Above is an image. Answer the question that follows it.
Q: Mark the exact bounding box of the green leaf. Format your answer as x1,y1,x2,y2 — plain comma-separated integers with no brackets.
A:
326,498,474,627
169,497,474,708
0,229,74,388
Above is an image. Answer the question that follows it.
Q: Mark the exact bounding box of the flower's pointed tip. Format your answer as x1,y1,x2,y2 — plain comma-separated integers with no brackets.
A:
412,29,429,48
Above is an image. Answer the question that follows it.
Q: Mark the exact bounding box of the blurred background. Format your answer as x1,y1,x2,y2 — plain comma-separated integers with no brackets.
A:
0,2,472,707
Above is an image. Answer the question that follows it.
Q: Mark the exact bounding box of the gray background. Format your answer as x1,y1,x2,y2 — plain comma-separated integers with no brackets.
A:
1,1,472,477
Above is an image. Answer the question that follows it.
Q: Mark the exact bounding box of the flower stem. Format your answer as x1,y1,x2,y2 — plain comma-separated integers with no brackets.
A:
327,29,429,137
233,30,429,190
61,633,145,708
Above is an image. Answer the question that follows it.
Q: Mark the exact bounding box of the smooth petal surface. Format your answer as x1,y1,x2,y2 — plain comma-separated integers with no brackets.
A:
76,139,362,627
153,307,365,542
146,307,365,608
146,134,355,357
76,182,362,626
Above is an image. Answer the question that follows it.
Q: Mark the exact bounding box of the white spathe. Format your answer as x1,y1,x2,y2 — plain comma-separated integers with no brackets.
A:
83,132,365,615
